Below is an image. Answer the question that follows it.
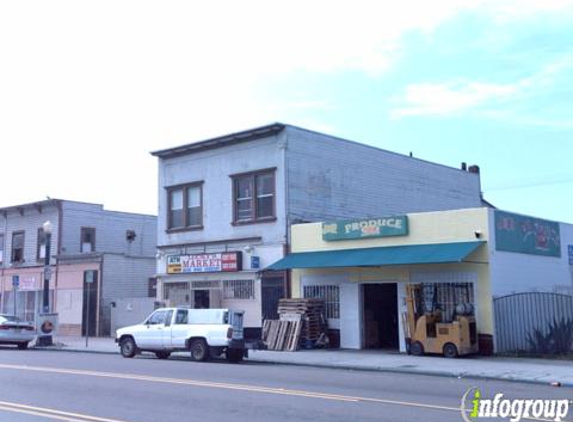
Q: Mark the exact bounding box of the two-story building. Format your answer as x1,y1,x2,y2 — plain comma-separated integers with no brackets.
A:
151,123,486,339
0,199,157,336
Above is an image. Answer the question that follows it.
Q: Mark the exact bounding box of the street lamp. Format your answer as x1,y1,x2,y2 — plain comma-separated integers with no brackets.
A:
37,220,54,347
42,220,53,313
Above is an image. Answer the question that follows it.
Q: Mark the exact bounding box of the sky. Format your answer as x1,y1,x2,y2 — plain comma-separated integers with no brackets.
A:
1,0,572,223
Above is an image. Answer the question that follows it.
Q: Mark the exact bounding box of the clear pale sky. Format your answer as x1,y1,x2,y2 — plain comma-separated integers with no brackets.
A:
1,1,572,223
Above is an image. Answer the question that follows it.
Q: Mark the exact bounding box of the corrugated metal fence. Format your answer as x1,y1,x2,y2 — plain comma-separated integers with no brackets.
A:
494,292,573,353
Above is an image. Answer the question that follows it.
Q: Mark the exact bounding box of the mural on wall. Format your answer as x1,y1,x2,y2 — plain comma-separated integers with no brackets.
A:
495,211,561,257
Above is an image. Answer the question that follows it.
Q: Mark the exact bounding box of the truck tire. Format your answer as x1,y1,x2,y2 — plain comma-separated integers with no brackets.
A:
226,348,243,364
189,339,209,362
155,351,171,360
120,337,137,358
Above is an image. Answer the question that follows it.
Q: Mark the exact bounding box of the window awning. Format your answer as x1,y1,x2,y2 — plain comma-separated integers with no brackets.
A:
266,241,485,270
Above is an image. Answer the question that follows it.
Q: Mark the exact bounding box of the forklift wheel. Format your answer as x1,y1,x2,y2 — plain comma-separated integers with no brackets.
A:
410,341,424,356
443,343,459,358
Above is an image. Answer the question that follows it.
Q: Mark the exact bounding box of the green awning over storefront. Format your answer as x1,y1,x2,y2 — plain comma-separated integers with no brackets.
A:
266,241,485,270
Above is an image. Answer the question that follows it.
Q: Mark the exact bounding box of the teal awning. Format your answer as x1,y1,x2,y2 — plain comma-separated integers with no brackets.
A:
266,241,485,270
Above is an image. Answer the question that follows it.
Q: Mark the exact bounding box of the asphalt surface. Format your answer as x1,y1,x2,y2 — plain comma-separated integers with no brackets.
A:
0,348,572,422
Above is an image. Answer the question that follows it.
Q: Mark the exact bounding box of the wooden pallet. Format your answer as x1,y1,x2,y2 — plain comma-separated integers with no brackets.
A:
262,316,303,351
277,298,327,348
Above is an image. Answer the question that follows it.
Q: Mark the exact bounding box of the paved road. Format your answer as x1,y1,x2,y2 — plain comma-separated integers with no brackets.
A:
0,348,571,422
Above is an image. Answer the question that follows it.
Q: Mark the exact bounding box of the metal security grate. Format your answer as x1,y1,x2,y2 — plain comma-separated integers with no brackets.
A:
303,285,340,318
223,279,255,299
494,292,573,353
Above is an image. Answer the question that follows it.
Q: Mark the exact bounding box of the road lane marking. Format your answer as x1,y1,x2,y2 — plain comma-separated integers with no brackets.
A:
0,363,566,421
0,400,134,422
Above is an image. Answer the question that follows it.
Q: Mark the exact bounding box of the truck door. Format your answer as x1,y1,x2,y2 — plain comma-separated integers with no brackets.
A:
137,309,168,349
165,309,189,349
160,310,175,348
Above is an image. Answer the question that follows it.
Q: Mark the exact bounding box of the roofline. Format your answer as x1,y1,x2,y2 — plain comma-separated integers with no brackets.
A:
0,199,157,219
150,123,286,159
0,199,63,215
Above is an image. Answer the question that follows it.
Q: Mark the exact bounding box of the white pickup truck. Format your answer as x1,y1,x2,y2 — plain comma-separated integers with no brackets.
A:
115,307,247,363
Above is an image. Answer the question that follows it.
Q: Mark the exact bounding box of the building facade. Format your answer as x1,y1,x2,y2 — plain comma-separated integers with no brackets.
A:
0,199,157,336
152,123,486,338
268,208,573,352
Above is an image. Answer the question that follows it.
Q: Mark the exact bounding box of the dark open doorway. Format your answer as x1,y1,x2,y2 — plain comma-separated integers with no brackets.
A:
363,284,399,349
194,290,210,309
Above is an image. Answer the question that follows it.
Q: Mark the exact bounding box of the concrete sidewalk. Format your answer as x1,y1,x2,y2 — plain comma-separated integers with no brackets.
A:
35,335,573,387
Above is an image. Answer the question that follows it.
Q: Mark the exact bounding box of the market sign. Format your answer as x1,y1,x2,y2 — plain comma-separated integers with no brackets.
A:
167,252,242,274
495,210,561,257
322,216,408,241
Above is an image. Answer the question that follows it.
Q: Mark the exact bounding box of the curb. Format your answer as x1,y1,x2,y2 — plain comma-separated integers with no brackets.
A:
30,345,573,388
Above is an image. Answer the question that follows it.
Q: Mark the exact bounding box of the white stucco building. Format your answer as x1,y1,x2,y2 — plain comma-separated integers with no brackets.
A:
151,123,485,338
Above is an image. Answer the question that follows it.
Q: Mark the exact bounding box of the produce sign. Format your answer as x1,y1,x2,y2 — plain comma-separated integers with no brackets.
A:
322,216,408,241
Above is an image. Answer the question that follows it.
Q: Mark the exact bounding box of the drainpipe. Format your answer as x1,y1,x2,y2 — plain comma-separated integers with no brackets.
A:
54,200,63,311
1,212,7,312
281,129,291,298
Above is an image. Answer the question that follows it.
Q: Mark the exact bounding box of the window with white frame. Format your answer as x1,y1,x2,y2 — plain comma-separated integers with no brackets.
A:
303,285,340,318
223,279,255,299
81,227,95,253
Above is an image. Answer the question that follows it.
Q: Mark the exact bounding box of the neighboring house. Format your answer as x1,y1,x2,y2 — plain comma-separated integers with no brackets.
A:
0,199,157,336
268,208,573,353
151,123,486,339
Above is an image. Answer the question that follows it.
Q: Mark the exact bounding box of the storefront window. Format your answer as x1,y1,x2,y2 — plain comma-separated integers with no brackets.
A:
303,285,340,318
223,279,255,299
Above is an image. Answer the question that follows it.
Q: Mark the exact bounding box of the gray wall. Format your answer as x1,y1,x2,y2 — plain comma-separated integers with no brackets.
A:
111,297,157,334
100,253,156,335
284,126,483,223
60,201,156,257
0,203,59,268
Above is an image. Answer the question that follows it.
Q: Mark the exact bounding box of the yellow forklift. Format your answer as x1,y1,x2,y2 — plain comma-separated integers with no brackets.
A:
404,283,478,358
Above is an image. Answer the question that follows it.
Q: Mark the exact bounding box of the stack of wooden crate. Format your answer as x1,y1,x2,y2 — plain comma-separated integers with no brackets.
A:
262,298,327,351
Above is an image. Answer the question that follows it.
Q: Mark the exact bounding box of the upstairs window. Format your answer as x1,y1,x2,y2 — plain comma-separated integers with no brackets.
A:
11,231,25,263
37,228,47,260
232,169,275,224
0,233,4,263
81,227,96,253
167,183,203,230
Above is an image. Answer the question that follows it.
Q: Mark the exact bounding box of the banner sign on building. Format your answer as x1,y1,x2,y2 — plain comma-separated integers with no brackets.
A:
167,252,242,274
495,211,561,257
20,277,37,291
322,216,408,241
568,245,573,265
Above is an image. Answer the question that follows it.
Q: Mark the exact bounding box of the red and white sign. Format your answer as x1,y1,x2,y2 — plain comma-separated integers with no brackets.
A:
167,252,242,274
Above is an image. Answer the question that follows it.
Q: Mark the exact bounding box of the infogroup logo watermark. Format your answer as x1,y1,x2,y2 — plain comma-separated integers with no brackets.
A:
461,387,570,422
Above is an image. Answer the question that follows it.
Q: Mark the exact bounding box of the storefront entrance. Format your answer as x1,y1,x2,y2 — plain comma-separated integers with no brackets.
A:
363,284,399,350
194,290,210,309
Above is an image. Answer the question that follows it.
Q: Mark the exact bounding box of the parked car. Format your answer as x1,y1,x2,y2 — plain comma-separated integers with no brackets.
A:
115,308,247,363
0,314,36,349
